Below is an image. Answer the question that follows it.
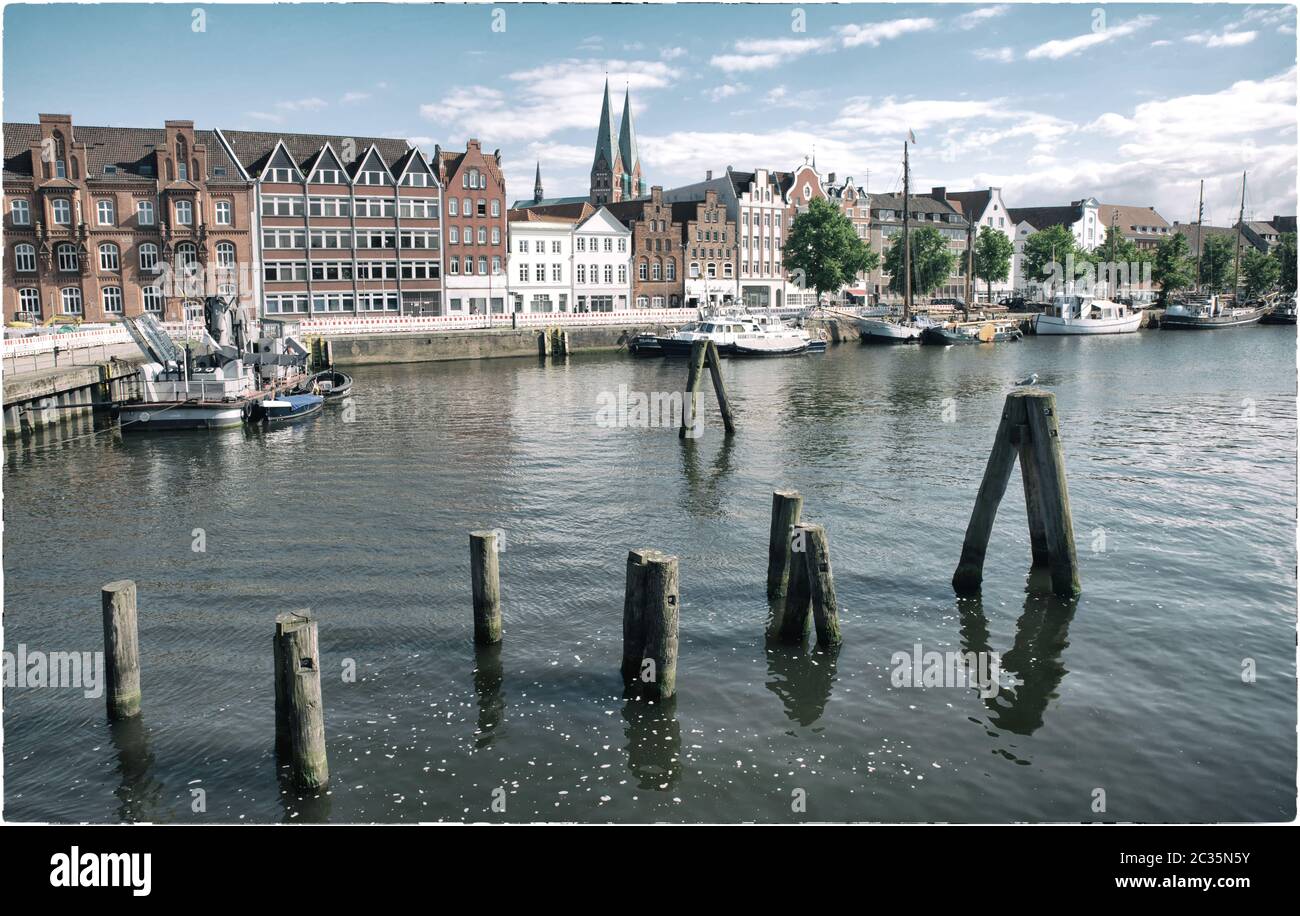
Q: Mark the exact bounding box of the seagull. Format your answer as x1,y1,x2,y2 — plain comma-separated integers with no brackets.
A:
1015,373,1039,387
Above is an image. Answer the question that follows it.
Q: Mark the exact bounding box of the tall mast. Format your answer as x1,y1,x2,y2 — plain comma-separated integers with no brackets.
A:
1232,171,1246,300
902,140,912,319
1195,179,1204,291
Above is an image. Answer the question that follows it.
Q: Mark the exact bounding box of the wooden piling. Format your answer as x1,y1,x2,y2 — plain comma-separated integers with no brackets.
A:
766,490,804,599
680,339,708,438
704,340,736,434
470,530,503,645
777,531,813,642
273,611,329,789
100,580,141,720
801,524,842,647
622,549,680,699
538,329,552,358
952,388,1080,598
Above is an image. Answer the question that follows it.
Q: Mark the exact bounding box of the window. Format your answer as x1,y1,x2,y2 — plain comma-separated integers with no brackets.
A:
264,293,308,314
139,243,159,271
18,288,40,317
618,265,627,283
449,257,459,275
97,199,115,225
666,260,676,281
214,200,232,225
99,243,120,272
577,264,586,283
603,265,613,284
176,243,199,273
357,170,389,186
402,172,430,187
14,244,36,272
478,257,487,275
490,200,500,217
491,228,500,245
551,263,561,282
448,198,458,216
101,286,123,314
492,256,501,275
11,199,31,225
477,228,486,244
175,200,193,225
520,263,530,282
449,227,459,244
60,287,83,314
57,243,79,272
265,167,297,182
137,201,155,226
639,261,648,281
178,161,188,181
216,241,236,267
263,196,304,217
651,261,661,281
142,286,164,313
52,199,72,225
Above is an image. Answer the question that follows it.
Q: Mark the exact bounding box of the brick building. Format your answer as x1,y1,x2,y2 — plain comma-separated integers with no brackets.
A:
4,114,253,323
434,139,508,314
215,129,440,319
780,162,827,307
823,173,872,303
866,188,970,303
606,186,684,308
671,190,735,308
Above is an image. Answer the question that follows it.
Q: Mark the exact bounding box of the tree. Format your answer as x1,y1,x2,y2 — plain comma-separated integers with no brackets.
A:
972,225,1014,304
1199,235,1236,294
1273,231,1296,293
785,197,880,301
1020,224,1079,292
1152,232,1195,304
882,225,956,299
1240,247,1280,300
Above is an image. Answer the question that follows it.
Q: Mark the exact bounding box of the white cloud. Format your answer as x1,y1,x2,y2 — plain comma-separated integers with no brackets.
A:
1185,29,1257,48
973,47,1015,63
1150,39,1173,48
957,6,1010,30
705,83,745,102
275,97,329,112
1025,15,1156,60
841,17,938,48
710,37,832,72
340,91,371,104
661,47,687,60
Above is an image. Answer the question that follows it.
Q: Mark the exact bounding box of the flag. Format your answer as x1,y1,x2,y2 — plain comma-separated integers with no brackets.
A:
907,129,916,144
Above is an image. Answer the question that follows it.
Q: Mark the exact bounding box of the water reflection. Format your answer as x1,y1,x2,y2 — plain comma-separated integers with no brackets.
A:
277,770,332,823
622,696,682,791
764,637,840,726
473,643,506,749
108,715,164,823
957,569,1079,736
677,434,736,517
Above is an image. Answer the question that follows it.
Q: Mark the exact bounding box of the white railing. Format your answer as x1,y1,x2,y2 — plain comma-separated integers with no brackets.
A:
296,308,699,337
2,322,189,359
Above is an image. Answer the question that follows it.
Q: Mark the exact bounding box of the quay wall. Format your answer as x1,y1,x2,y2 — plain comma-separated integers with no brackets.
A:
328,323,679,366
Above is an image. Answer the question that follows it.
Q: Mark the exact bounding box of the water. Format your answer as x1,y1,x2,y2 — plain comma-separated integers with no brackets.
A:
3,328,1295,823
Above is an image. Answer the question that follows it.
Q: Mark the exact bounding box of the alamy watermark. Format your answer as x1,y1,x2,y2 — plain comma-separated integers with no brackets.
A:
594,385,704,438
3,644,105,698
890,643,1012,700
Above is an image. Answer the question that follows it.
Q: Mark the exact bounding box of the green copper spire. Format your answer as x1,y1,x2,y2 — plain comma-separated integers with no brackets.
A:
593,78,618,171
618,85,639,178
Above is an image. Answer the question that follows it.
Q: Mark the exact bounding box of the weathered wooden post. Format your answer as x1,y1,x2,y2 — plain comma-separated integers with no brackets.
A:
274,611,329,789
680,338,735,438
622,549,680,699
470,530,503,645
704,340,736,434
551,328,569,357
776,532,813,642
538,329,552,358
801,524,842,647
952,388,1080,598
100,580,141,720
766,490,804,599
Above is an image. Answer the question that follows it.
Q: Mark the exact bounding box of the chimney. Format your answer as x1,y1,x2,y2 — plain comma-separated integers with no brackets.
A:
931,187,947,201
828,172,836,184
706,169,713,180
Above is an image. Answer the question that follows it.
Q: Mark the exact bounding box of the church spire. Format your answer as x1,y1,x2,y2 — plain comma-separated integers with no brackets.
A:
618,85,639,180
533,161,544,204
592,77,618,172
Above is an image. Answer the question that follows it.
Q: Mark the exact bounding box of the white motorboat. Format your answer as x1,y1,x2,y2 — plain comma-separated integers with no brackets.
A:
635,311,814,357
1034,293,1143,335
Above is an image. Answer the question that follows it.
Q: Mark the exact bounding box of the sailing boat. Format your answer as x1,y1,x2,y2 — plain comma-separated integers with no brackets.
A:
1163,172,1267,329
857,135,940,343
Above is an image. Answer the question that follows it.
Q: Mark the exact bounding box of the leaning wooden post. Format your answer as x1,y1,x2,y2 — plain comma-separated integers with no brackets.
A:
952,394,1025,595
1022,390,1081,597
704,340,736,434
623,550,680,699
274,611,329,789
100,580,141,720
766,490,804,599
801,524,842,647
679,339,708,438
470,530,503,645
777,532,813,642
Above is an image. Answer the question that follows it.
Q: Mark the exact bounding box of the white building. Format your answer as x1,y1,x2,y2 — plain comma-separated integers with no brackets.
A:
1006,198,1105,293
572,206,632,312
505,210,576,313
947,187,1016,302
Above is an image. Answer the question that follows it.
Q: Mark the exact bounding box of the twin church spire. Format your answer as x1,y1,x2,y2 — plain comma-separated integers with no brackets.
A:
589,79,646,205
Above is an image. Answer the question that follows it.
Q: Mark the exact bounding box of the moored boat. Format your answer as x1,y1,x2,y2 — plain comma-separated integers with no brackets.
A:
1034,293,1143,335
254,393,324,424
299,369,353,400
1161,296,1266,329
921,320,1023,345
857,312,941,344
1259,296,1297,325
640,312,814,357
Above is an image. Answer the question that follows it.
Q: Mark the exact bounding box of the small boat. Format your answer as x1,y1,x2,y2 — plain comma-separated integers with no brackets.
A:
1259,296,1297,325
255,393,324,425
300,369,353,400
640,313,813,357
1161,296,1266,329
1034,293,1143,335
857,312,941,344
921,320,1023,345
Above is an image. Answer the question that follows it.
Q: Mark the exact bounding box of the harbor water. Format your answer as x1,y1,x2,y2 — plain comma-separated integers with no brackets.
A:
3,326,1296,822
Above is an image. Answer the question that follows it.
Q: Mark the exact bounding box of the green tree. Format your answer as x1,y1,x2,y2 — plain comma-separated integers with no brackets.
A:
1240,247,1280,300
1021,224,1079,291
1273,231,1296,293
882,225,957,298
785,197,880,301
972,225,1014,304
1152,232,1195,304
1199,235,1236,293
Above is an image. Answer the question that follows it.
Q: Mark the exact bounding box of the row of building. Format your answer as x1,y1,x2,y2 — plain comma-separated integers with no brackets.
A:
4,92,1294,325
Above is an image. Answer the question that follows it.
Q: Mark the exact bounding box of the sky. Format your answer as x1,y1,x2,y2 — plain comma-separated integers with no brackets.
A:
2,2,1296,225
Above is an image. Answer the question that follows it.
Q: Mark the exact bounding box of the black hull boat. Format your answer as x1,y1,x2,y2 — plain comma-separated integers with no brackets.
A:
1260,299,1297,325
1161,304,1267,329
251,393,325,425
299,369,354,399
920,323,1023,345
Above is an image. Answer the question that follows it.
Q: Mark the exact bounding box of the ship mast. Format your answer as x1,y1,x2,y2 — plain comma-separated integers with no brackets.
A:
902,139,912,319
1195,179,1204,291
1232,171,1247,301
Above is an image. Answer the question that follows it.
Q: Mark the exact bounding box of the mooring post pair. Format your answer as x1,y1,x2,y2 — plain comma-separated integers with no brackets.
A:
765,490,842,648
952,388,1081,599
680,339,735,438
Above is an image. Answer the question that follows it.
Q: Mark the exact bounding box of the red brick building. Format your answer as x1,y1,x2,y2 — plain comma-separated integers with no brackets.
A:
216,129,441,317
434,139,508,314
3,114,254,323
672,189,736,308
606,186,683,308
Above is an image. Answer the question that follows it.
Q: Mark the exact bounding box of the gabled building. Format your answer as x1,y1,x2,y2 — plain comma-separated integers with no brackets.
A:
506,207,579,314
865,188,970,303
433,139,508,315
4,114,253,324
780,161,827,308
572,206,632,311
606,186,685,308
946,187,1015,301
1097,203,1171,251
216,128,440,318
671,190,735,309
823,173,872,304
1007,198,1104,253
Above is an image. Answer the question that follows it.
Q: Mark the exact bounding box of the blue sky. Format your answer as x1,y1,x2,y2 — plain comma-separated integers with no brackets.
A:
3,2,1295,223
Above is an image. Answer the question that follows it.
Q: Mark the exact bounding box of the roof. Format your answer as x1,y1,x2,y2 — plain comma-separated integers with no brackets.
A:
870,192,966,221
1097,203,1170,236
4,121,244,185
593,79,619,171
512,195,589,211
1007,204,1084,231
1271,215,1296,233
945,189,992,220
617,88,639,172
507,208,580,225
512,200,594,222
1169,222,1238,250
219,129,410,179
